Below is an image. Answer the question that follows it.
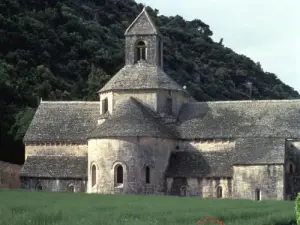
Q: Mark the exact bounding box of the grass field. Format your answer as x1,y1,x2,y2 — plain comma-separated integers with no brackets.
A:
0,189,296,225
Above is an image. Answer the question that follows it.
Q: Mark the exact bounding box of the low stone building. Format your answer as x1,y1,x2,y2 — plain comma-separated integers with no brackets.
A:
21,8,300,200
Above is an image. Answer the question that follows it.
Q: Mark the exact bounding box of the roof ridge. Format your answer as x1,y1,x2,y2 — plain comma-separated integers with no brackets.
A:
131,97,176,137
41,101,99,104
195,99,300,104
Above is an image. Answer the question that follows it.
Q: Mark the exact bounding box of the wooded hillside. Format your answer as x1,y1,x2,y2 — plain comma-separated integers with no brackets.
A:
0,0,298,164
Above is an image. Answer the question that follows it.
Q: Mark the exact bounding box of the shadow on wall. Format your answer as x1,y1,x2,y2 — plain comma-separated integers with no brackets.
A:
0,161,22,188
166,142,212,196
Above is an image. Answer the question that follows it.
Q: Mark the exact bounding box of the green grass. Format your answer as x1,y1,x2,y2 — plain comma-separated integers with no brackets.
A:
0,189,296,225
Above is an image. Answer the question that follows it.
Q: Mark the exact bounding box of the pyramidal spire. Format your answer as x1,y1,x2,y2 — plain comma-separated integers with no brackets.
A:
124,6,157,36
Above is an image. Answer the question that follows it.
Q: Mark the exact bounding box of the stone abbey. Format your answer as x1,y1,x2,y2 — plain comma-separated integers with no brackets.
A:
21,8,300,200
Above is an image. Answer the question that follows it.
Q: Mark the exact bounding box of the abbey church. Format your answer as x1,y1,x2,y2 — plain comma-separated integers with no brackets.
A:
21,8,300,200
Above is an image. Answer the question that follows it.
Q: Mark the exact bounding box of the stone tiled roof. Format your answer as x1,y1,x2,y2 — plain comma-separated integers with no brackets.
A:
166,151,235,178
99,62,185,93
124,7,158,36
234,138,285,164
166,137,285,178
177,100,300,139
20,156,87,179
89,97,175,138
23,101,100,143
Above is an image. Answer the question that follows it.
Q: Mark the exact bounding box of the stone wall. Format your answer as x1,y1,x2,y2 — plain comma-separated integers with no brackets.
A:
87,137,175,194
113,90,157,112
166,177,232,198
20,177,86,192
177,140,235,152
0,161,21,188
157,90,189,117
232,165,284,200
25,144,87,159
286,140,300,199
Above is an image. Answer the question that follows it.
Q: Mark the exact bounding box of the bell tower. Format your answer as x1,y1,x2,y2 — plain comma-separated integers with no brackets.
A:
124,7,163,68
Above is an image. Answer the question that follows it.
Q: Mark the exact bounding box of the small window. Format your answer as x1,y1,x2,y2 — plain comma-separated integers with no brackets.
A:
145,166,150,184
102,98,108,114
255,189,260,201
166,98,172,115
136,41,147,62
92,165,96,187
68,184,74,192
115,165,123,186
289,163,294,175
216,186,222,198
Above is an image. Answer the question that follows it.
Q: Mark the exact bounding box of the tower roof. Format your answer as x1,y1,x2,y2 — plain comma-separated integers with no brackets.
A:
99,62,186,93
125,7,158,36
89,97,175,138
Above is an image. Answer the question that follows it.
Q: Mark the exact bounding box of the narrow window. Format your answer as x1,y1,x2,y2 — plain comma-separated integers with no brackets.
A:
115,165,123,185
102,98,108,114
216,186,222,198
68,184,74,192
289,163,294,175
145,166,150,184
166,98,172,115
92,165,96,187
255,189,260,201
136,41,146,62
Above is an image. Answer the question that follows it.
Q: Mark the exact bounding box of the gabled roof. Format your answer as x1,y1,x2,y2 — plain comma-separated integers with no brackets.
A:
89,97,175,139
125,7,158,36
166,137,285,178
20,156,87,179
177,99,300,139
23,101,99,143
99,62,185,93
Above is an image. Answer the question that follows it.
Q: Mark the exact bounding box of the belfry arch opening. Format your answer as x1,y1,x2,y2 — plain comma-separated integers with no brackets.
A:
135,41,147,62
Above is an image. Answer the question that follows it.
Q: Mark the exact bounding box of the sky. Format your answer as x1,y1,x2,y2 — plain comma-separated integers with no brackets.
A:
137,0,300,92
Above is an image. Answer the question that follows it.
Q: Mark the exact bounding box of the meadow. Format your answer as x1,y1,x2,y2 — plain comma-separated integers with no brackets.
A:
0,189,296,225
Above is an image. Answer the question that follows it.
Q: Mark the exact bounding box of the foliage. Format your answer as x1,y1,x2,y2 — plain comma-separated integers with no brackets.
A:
0,0,299,164
0,190,297,225
296,193,300,225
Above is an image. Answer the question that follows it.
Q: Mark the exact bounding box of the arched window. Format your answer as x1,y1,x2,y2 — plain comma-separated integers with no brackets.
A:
136,41,146,62
68,184,74,192
255,189,261,201
216,186,222,198
115,165,123,186
145,166,150,184
92,165,96,187
36,183,42,191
